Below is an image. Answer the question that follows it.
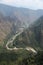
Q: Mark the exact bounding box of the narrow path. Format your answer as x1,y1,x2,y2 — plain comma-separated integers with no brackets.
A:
6,32,23,50
25,47,37,53
6,31,37,54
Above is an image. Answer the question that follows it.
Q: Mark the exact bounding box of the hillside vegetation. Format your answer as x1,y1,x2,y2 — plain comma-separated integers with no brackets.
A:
14,16,43,50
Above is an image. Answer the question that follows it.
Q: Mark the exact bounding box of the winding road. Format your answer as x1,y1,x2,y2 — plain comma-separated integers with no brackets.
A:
6,31,23,50
6,31,37,54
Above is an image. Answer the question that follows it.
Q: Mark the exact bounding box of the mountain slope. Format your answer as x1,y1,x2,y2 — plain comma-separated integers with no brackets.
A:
0,13,22,45
14,16,43,50
0,4,43,45
0,4,43,26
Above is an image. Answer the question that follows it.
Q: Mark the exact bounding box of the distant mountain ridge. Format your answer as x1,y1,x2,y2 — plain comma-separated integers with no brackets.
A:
0,4,43,25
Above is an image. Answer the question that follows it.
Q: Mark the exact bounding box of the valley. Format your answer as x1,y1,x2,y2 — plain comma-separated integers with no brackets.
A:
0,3,43,65
0,4,43,45
6,29,37,53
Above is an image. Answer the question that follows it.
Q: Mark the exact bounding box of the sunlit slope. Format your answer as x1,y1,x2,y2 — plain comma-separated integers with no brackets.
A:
0,14,22,45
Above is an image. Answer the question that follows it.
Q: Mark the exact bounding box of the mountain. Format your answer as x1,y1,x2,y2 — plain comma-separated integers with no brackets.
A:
0,4,43,45
0,4,43,26
0,13,24,45
14,16,43,50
